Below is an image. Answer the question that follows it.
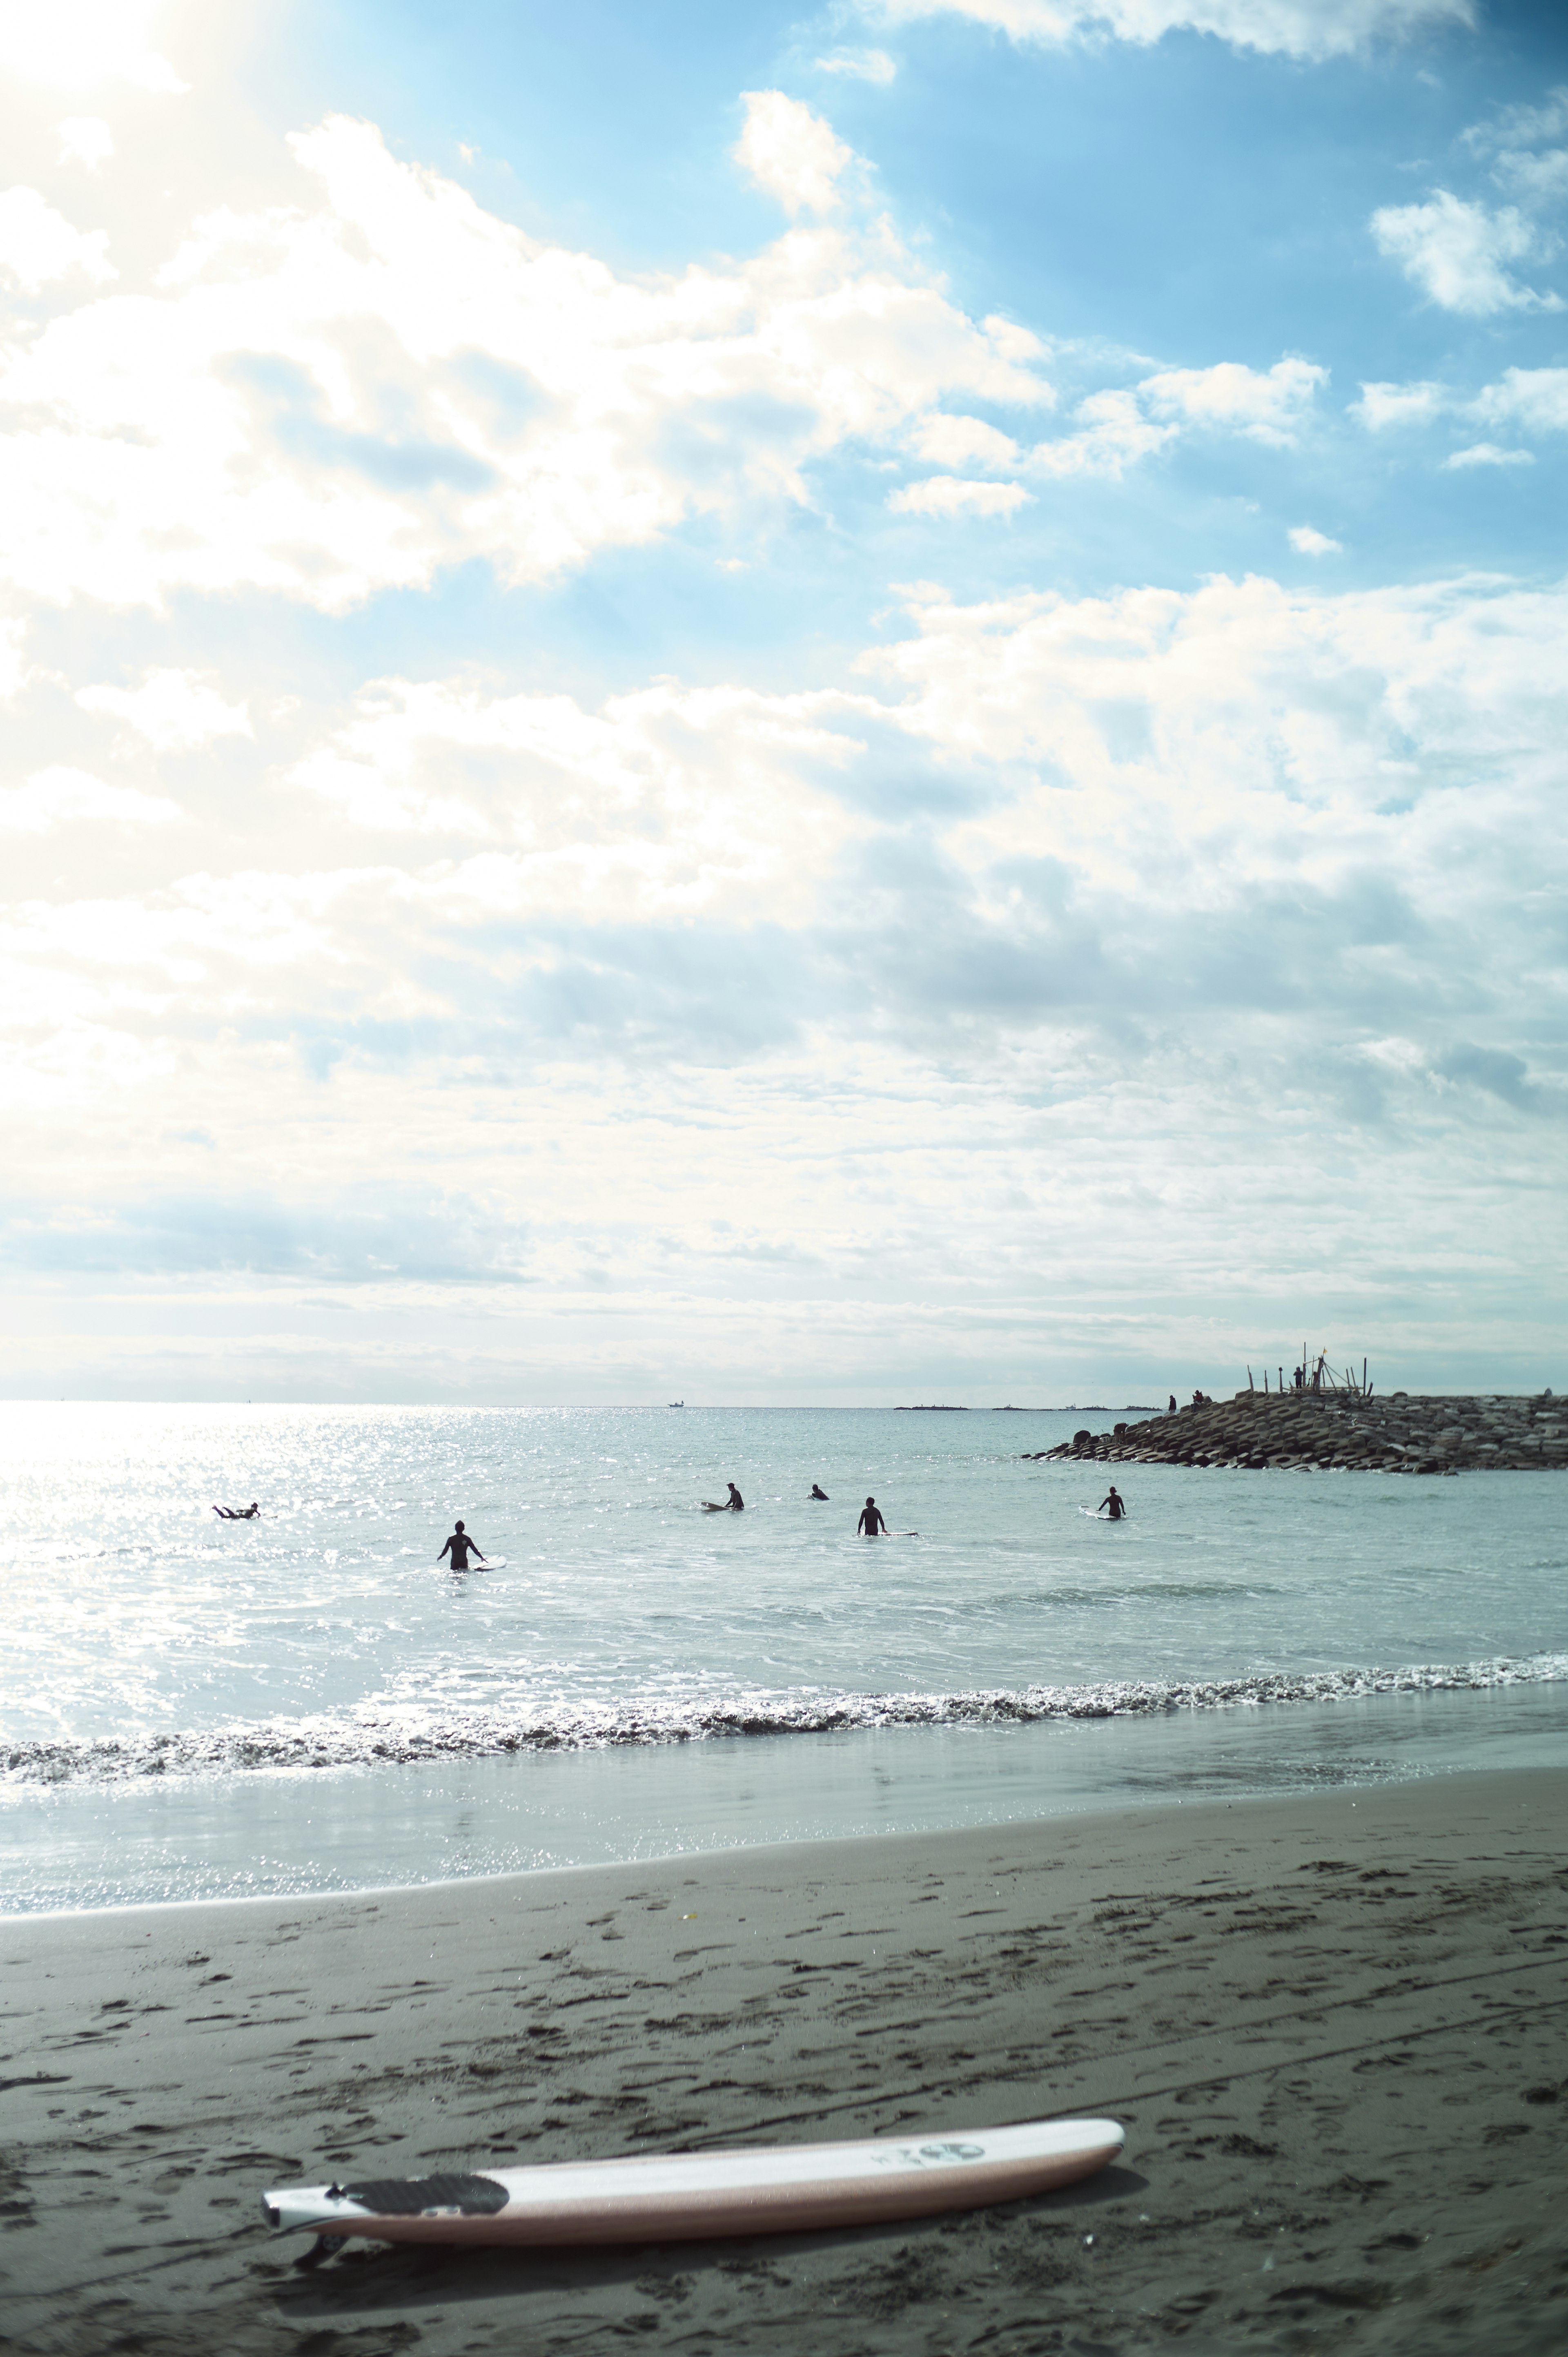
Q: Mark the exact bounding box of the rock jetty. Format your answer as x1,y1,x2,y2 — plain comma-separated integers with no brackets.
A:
1034,1391,1565,1474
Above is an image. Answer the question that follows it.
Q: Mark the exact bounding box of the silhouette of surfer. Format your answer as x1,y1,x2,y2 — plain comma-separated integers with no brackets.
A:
438,1519,486,1569
1098,1485,1126,1520
858,1496,888,1537
810,1483,829,1501
213,1502,259,1519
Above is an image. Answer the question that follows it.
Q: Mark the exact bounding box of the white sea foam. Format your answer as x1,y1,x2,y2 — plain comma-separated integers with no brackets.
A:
7,1653,1566,1786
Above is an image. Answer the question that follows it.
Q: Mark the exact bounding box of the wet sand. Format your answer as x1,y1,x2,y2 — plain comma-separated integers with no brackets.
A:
3,1768,1566,2356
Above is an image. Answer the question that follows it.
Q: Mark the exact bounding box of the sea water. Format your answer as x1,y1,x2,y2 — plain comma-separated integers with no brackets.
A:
2,1403,1565,1911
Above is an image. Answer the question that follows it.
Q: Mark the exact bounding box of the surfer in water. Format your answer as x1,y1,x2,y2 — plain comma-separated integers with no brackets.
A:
858,1496,888,1537
438,1519,487,1570
213,1502,259,1519
810,1483,829,1501
1098,1485,1127,1520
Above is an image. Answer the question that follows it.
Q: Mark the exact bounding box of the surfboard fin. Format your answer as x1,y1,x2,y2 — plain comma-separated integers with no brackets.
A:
294,2234,346,2271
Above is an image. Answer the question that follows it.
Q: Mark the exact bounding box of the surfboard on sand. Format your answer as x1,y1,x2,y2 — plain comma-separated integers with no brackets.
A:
264,2116,1124,2254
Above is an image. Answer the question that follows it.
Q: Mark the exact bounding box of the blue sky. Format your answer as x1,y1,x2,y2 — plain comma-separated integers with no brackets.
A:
2,0,1566,1401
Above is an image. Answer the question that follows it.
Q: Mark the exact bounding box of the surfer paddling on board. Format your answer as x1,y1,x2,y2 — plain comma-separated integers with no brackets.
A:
213,1502,259,1519
858,1496,888,1537
810,1483,829,1501
438,1519,487,1570
1098,1485,1127,1520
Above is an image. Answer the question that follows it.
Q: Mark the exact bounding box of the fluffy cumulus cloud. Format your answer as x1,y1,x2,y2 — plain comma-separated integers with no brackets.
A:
1470,366,1568,436
0,111,1056,613
1352,379,1450,430
872,0,1474,64
1140,357,1324,445
76,669,252,749
1351,367,1568,464
287,674,870,917
0,765,179,831
1288,524,1341,553
734,91,856,214
1442,442,1534,470
888,474,1033,515
1370,190,1562,315
0,185,114,290
56,117,114,170
4,546,1565,1395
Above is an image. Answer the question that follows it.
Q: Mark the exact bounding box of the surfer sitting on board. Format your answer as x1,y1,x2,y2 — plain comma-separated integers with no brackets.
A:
810,1483,829,1501
213,1502,259,1519
858,1496,888,1537
702,1483,744,1512
1098,1485,1126,1520
438,1519,486,1569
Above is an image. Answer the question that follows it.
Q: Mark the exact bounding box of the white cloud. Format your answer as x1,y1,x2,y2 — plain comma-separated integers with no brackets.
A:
1442,442,1534,470
1489,148,1568,206
0,0,187,96
815,48,898,83
889,474,1033,515
871,1,1474,65
1352,379,1450,430
910,413,1022,469
0,618,28,699
56,117,115,171
734,91,855,217
1288,524,1341,553
1469,366,1568,435
7,563,1566,1395
1141,357,1324,445
288,674,871,915
1460,84,1568,157
0,765,178,831
1029,387,1176,477
0,186,115,290
76,668,252,749
0,114,1051,614
1370,190,1561,315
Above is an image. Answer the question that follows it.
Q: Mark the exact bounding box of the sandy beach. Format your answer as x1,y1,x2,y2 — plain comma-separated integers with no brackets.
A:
4,1768,1565,2356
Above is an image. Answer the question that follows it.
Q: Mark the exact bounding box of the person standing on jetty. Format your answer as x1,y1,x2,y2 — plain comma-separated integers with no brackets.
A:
1098,1485,1127,1520
858,1496,888,1536
438,1519,487,1569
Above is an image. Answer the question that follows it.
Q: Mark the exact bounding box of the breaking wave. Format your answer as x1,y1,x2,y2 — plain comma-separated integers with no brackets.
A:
6,1652,1566,1787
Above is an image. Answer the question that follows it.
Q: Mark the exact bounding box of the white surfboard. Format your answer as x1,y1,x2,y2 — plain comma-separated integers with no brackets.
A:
264,2116,1123,2250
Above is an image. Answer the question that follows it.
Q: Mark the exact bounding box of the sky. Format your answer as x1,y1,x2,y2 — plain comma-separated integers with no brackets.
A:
2,0,1565,1405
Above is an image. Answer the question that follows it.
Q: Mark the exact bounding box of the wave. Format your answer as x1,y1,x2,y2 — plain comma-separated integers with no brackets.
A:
6,1652,1566,1787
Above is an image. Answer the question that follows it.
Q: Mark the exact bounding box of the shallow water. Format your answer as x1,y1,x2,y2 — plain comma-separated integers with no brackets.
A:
2,1402,1564,1908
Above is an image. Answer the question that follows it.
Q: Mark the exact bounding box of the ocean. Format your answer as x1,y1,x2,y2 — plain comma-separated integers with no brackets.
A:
3,1402,1566,1912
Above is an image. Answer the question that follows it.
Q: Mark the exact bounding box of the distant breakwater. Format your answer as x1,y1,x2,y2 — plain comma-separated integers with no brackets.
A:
1035,1392,1566,1474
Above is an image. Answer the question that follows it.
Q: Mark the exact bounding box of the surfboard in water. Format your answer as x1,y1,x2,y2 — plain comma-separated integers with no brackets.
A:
264,2116,1124,2250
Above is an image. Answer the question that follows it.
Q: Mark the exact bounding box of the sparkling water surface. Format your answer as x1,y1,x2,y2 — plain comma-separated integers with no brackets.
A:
2,1403,1565,1909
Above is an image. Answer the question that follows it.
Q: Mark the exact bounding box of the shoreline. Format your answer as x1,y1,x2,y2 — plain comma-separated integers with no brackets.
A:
8,1675,1568,1920
5,1766,1565,2354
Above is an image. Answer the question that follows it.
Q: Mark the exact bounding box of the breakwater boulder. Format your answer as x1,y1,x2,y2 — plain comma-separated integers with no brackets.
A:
1030,1391,1565,1474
